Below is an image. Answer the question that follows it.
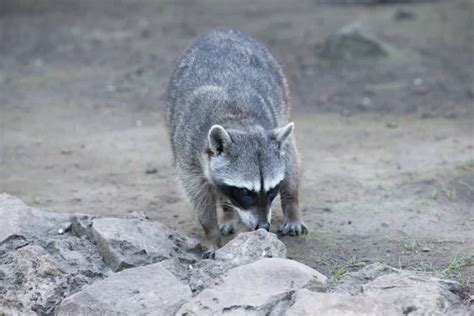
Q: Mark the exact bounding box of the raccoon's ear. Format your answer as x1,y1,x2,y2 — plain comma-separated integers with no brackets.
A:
273,122,294,148
208,125,231,155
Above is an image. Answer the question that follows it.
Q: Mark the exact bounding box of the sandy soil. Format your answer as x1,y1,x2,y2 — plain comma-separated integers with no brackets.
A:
1,0,473,292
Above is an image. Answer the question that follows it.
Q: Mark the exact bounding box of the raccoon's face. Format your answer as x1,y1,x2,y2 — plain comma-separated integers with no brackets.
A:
205,123,294,230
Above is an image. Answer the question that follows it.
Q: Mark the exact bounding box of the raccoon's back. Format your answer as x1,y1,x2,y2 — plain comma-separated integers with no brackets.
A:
167,28,290,160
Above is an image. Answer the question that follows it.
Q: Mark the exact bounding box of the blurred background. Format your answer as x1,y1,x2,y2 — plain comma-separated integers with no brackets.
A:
1,0,473,289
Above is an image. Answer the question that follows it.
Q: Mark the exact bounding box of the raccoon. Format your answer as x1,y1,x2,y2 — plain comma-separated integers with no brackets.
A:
167,28,307,257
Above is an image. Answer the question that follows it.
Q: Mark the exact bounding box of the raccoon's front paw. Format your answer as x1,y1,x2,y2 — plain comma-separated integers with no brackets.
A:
202,240,220,259
278,221,308,236
202,250,216,259
219,221,236,235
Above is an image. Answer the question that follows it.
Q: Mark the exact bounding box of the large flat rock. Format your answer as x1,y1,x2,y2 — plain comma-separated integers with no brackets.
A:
71,213,202,271
179,258,327,315
57,262,192,316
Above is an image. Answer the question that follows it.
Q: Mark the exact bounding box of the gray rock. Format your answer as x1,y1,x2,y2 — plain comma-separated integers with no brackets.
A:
214,230,286,266
57,262,192,316
362,272,469,315
71,213,202,271
328,263,471,315
0,245,88,315
394,8,417,21
320,22,392,61
330,261,398,294
0,193,69,243
288,289,399,315
0,194,108,315
157,257,197,285
179,258,327,315
188,259,235,294
189,230,287,294
3,194,469,315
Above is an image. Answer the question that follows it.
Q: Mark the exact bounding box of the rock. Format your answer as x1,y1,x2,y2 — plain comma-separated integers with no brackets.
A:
3,194,469,315
394,8,416,21
178,258,327,315
330,262,398,294
0,195,106,278
188,259,235,294
145,167,158,174
0,245,87,315
288,289,399,315
214,230,286,266
71,214,202,271
189,230,287,294
0,193,69,243
158,257,194,283
320,22,392,61
362,272,468,315
0,195,108,315
330,263,471,315
57,262,192,316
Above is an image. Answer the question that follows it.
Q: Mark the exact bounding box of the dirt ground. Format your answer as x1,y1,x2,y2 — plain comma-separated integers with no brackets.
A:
1,0,473,293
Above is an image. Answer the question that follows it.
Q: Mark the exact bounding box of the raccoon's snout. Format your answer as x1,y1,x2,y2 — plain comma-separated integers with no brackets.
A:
255,222,270,231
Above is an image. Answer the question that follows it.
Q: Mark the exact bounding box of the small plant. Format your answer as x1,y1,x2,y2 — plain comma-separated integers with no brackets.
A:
443,187,456,200
348,256,358,265
442,254,474,285
403,237,418,252
412,260,434,272
458,160,474,171
32,193,41,205
431,188,438,199
443,254,474,276
330,267,347,283
397,257,404,270
459,180,473,192
314,256,326,266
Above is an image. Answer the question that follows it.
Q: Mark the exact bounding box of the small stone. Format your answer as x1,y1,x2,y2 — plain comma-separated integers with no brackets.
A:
145,166,158,174
394,9,416,21
413,78,423,86
57,222,72,235
320,22,392,61
358,97,373,110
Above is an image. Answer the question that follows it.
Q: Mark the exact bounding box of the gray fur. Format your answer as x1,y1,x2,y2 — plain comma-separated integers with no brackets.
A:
167,28,307,253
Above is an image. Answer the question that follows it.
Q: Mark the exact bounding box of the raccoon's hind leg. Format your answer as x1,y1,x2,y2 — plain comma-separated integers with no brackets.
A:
219,201,239,235
278,140,308,236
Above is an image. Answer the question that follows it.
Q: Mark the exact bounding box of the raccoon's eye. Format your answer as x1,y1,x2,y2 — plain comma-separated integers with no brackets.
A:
240,188,250,196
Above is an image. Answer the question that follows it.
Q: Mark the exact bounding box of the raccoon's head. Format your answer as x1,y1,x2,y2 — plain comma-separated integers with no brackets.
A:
205,122,294,231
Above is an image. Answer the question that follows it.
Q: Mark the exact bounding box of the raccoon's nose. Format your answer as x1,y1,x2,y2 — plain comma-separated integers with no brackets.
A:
255,222,270,231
